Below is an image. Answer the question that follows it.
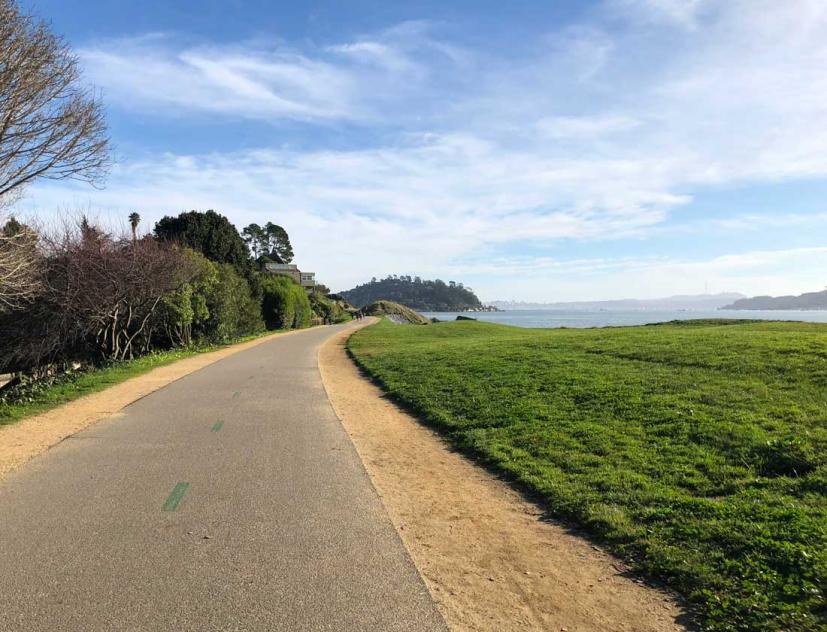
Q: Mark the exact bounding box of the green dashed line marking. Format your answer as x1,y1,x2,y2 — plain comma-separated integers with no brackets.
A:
232,391,240,398
162,482,190,512
211,421,224,432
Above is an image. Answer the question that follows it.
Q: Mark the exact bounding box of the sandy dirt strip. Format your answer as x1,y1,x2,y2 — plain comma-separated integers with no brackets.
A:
319,323,692,632
0,327,313,480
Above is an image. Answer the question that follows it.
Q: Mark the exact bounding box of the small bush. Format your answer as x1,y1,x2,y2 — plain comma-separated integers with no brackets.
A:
259,275,311,330
310,292,352,324
203,263,264,342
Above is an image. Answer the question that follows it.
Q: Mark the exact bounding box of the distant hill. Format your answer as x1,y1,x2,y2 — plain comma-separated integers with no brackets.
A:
341,276,483,311
492,293,745,311
722,289,827,310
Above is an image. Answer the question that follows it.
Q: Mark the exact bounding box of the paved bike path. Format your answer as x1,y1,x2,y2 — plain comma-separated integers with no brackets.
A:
0,323,446,631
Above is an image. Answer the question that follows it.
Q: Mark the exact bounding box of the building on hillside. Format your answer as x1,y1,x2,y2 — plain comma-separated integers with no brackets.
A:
264,263,316,292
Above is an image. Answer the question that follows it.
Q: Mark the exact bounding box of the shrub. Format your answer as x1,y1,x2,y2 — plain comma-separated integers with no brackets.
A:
0,222,196,371
310,292,352,324
202,263,264,342
259,275,311,330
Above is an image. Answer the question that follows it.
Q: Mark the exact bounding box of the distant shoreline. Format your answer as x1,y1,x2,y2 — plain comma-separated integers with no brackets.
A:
421,308,827,329
472,307,827,313
721,308,827,312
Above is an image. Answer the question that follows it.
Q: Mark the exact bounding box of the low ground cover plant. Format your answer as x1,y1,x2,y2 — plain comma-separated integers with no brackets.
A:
348,319,827,631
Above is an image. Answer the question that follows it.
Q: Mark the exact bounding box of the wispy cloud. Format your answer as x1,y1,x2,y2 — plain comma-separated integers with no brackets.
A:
607,0,711,29
458,247,827,301
79,21,465,124
81,40,363,121
22,1,827,299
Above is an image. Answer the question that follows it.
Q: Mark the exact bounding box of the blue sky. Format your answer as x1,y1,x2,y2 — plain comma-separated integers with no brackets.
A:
15,0,827,301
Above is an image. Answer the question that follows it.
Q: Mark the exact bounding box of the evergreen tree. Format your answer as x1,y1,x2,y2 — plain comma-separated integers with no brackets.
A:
154,210,250,272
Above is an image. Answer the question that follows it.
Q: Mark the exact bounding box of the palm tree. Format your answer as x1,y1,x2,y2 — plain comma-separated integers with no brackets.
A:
128,212,141,243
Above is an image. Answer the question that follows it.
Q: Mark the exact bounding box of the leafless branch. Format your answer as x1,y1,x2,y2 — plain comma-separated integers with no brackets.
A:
0,215,41,311
0,0,109,205
0,218,196,372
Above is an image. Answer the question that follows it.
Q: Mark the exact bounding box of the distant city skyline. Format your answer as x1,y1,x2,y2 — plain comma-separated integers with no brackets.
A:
13,0,827,302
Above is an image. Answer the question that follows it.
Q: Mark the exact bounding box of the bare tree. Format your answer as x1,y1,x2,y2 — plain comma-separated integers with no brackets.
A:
47,227,195,361
0,0,109,206
0,220,196,372
0,216,41,312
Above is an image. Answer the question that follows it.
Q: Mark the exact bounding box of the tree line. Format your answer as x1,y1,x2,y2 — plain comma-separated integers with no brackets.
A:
0,210,350,379
0,0,352,383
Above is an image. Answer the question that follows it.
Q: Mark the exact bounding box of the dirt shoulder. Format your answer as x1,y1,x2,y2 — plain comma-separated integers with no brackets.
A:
319,324,691,632
0,327,316,481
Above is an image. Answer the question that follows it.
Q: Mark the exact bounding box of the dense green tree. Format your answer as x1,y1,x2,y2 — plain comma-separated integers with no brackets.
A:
156,249,215,347
154,210,250,272
154,250,268,348
241,223,264,258
242,221,293,264
264,222,293,264
203,263,264,342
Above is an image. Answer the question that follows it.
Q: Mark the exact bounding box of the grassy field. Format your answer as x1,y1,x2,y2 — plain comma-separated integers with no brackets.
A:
0,331,280,426
348,319,826,631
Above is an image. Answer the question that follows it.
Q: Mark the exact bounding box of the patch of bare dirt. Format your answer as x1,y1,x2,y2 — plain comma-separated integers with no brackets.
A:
0,328,309,481
320,323,691,632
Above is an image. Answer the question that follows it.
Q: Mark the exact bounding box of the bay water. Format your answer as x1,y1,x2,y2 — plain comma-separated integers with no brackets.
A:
421,309,827,328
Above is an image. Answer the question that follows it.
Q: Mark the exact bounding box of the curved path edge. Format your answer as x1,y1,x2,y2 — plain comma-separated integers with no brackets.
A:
0,320,447,631
0,327,311,480
319,322,692,632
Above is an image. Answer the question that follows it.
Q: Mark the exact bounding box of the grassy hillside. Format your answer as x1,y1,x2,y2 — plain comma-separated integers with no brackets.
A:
363,300,431,324
348,319,826,631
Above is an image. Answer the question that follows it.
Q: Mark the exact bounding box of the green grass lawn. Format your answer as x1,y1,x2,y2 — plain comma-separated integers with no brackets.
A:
0,331,279,426
348,319,827,632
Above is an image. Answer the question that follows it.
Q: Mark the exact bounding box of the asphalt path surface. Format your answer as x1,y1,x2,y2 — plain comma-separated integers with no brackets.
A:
0,323,447,631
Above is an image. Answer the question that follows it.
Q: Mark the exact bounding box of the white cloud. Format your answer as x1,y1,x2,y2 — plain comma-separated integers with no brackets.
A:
19,1,827,300
459,247,827,302
79,21,466,124
17,138,674,290
608,0,710,28
81,42,362,121
536,115,641,139
82,45,356,123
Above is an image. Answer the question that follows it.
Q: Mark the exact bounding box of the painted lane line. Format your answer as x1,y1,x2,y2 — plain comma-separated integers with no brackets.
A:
232,391,240,398
211,421,224,432
162,482,190,512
